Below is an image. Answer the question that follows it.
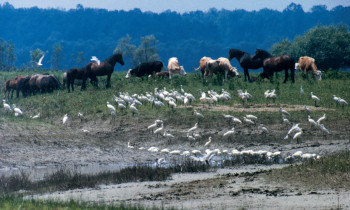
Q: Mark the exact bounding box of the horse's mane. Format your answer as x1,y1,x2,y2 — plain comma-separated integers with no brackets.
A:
104,53,122,65
255,49,272,59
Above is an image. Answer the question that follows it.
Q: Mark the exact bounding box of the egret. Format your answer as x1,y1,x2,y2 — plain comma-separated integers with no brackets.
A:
107,101,116,112
308,115,317,127
155,158,165,166
300,86,304,95
169,150,181,155
187,122,198,134
182,151,191,156
279,107,290,116
332,95,339,104
223,114,233,119
130,103,138,116
62,114,69,125
293,130,302,143
127,142,135,149
310,92,320,107
12,105,23,116
187,132,196,141
82,129,89,133
194,109,204,118
118,103,126,110
304,105,311,114
232,117,242,124
3,100,12,112
36,51,47,66
163,130,175,139
282,116,291,126
288,123,301,135
246,114,257,121
31,113,40,119
148,147,159,152
258,124,269,134
160,148,170,153
194,133,202,140
243,117,255,125
319,124,330,135
78,112,84,118
204,137,212,147
316,114,326,125
223,127,235,137
338,98,348,107
90,56,101,65
154,123,164,137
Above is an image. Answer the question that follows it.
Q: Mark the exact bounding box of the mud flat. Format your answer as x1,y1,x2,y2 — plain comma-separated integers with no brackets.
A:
30,164,350,209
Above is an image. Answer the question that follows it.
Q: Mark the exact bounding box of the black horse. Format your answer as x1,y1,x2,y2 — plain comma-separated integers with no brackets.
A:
66,67,87,92
252,49,295,83
85,53,124,89
228,49,265,82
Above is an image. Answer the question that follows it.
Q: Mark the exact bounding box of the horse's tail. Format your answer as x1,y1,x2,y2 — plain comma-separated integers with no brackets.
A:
193,66,200,71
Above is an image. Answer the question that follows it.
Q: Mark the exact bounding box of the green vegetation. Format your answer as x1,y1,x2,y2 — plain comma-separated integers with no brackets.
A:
271,25,350,70
0,195,161,210
266,151,350,190
1,71,349,128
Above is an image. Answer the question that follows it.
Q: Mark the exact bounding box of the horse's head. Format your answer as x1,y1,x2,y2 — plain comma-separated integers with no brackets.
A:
228,49,243,61
125,69,132,79
252,49,272,60
106,53,125,66
179,66,187,76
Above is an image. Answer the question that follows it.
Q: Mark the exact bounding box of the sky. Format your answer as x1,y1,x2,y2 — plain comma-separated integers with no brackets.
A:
1,0,349,13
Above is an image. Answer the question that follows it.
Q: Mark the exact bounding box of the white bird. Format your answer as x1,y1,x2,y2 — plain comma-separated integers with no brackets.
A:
300,86,304,95
90,56,101,65
223,114,233,119
311,92,320,106
187,133,196,141
81,129,89,133
223,128,235,137
127,142,135,149
308,115,317,127
318,124,330,134
282,116,291,126
118,103,126,110
130,103,138,115
169,150,181,155
156,158,165,166
13,105,23,116
246,114,257,121
288,123,301,135
36,51,47,66
304,105,311,114
258,124,269,134
194,109,204,118
154,123,164,136
204,137,212,147
160,148,170,153
243,117,255,125
3,101,12,112
232,117,242,124
31,113,40,119
107,101,116,112
293,130,302,140
78,112,84,118
332,95,340,103
187,123,198,133
163,130,175,138
316,114,326,125
338,98,348,106
194,133,202,140
62,114,69,125
280,107,290,116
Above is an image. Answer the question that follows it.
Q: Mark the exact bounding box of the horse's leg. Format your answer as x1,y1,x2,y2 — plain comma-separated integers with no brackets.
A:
283,69,288,83
291,68,295,83
81,77,86,91
106,74,111,88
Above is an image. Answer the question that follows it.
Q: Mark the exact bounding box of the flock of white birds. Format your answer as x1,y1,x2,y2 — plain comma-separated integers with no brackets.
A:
2,83,348,166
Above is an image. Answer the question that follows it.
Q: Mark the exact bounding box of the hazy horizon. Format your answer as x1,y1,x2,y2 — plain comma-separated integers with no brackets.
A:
1,0,350,13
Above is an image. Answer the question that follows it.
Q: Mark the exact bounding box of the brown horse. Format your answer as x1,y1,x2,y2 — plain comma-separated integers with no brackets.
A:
84,53,124,89
4,75,31,99
65,67,87,92
252,49,295,83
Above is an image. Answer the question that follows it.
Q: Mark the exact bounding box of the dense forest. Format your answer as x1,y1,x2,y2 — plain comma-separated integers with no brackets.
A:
0,2,349,71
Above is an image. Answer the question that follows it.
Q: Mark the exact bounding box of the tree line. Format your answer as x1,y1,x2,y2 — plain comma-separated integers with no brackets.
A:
0,2,349,71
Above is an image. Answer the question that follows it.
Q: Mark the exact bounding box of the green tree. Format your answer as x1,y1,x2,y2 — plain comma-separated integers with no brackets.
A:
51,43,64,70
5,42,16,67
0,38,7,69
133,34,160,65
114,34,136,67
270,38,292,56
76,51,85,67
271,25,350,70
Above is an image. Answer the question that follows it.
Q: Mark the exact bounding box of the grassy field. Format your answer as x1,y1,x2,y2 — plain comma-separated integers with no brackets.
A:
1,70,349,128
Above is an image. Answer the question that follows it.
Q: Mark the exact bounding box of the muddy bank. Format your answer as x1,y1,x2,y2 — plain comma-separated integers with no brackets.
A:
31,165,350,209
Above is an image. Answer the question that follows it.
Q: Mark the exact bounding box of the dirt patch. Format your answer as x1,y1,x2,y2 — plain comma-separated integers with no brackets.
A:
178,104,335,112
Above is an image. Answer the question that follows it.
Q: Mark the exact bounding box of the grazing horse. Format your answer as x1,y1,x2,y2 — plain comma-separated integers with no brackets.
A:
228,49,265,82
4,75,31,99
252,49,295,83
85,53,124,89
66,67,87,92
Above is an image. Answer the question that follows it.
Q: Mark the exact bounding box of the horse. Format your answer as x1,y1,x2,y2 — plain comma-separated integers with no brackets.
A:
65,67,88,92
84,53,124,89
4,75,31,99
252,49,295,83
228,49,265,82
